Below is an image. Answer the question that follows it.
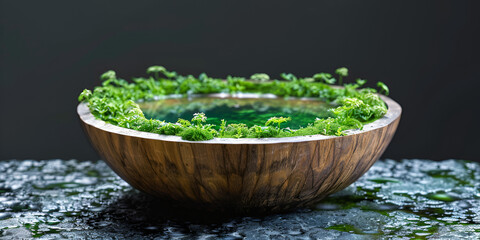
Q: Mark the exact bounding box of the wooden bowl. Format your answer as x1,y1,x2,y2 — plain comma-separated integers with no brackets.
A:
77,95,401,213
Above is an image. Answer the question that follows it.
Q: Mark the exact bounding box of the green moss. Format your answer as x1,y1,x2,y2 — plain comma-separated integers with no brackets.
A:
424,169,472,186
368,177,401,184
24,221,61,238
79,66,390,141
427,192,458,202
249,126,280,138
222,123,249,138
180,127,214,141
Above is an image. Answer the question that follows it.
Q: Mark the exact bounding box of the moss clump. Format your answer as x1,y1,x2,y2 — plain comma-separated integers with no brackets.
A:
78,66,390,141
180,127,214,141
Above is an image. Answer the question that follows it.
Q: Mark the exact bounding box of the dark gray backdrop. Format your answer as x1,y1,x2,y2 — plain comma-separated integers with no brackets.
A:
1,1,479,161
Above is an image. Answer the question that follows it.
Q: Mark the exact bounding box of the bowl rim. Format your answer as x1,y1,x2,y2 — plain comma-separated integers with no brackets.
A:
77,93,401,144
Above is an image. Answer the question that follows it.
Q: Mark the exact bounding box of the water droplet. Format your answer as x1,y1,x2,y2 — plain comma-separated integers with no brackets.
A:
0,213,12,220
144,226,159,231
415,232,432,236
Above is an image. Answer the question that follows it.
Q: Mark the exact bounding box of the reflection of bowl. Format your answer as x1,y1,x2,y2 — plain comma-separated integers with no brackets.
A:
78,94,401,213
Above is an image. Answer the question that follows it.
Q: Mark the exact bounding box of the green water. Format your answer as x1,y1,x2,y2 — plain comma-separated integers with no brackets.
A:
139,97,334,129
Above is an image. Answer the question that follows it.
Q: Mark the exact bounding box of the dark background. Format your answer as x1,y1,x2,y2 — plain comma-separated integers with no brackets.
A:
1,1,479,162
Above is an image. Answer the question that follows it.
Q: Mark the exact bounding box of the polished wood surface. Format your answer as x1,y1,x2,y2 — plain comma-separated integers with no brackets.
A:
78,95,401,213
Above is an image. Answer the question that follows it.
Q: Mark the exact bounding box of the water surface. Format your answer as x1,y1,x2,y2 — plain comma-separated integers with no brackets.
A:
1,159,478,239
139,96,334,129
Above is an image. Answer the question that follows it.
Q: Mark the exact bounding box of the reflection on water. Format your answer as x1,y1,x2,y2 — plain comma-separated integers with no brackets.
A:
139,97,334,129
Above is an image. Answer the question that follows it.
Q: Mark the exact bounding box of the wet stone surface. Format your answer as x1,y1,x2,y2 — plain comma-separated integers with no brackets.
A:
0,159,479,239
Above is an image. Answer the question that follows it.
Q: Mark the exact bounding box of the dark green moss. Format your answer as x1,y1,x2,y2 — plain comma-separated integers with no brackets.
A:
368,177,401,184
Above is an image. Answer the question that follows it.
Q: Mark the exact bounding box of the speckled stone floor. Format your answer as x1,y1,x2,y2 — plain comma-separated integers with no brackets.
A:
0,159,479,239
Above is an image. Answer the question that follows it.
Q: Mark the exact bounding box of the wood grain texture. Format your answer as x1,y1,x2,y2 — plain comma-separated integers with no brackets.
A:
78,95,401,213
